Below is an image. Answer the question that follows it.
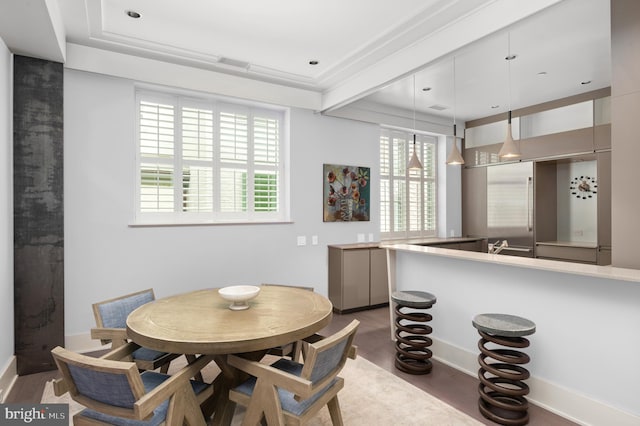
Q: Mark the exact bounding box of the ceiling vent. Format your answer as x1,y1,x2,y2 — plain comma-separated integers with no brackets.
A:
428,104,448,111
218,57,250,70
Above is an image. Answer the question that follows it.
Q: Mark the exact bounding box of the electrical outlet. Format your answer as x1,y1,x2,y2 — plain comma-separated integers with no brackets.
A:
297,236,307,246
357,233,365,242
368,233,374,242
311,235,318,245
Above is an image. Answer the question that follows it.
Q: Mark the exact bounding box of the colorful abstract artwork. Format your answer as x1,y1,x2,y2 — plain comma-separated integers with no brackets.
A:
323,164,370,222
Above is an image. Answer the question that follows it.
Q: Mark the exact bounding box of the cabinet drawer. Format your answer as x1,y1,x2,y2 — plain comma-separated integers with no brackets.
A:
536,245,597,263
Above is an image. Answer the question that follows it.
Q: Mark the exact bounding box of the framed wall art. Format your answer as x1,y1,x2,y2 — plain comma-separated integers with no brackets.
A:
323,164,370,222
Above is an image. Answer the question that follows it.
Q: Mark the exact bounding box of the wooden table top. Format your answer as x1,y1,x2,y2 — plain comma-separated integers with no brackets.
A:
126,286,333,355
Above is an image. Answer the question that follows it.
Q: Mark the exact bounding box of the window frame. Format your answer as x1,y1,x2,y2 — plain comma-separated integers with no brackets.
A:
380,128,437,239
134,88,289,225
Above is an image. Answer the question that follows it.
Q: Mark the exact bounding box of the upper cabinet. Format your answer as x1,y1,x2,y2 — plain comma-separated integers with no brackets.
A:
463,89,611,166
462,166,487,238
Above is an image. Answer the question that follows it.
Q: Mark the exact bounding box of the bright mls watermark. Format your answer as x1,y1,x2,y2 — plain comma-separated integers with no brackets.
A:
1,404,68,425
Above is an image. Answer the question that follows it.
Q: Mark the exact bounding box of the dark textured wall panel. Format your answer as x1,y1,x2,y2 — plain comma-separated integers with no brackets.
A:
13,55,64,375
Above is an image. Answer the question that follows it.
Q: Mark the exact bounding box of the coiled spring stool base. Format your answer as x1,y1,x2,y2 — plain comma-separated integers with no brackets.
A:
473,314,536,426
391,291,437,375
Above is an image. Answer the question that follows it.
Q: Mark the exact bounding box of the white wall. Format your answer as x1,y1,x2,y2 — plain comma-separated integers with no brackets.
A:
63,69,380,338
394,250,640,423
0,37,14,387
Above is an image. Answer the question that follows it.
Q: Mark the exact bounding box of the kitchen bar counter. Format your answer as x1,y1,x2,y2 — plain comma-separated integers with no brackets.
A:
381,242,640,283
382,242,640,425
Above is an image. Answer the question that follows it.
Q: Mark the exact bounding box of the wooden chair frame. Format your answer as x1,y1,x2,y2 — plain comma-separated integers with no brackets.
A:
228,319,359,425
52,343,214,426
91,288,181,373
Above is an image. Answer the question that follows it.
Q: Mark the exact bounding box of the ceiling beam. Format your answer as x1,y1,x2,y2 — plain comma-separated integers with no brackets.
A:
320,0,563,113
65,44,323,110
0,0,66,62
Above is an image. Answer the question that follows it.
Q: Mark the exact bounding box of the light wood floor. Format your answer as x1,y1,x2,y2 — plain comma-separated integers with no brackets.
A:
7,306,577,425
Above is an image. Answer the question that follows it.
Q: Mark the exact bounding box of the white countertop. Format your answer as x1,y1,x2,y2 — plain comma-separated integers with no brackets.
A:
381,243,640,284
327,242,382,249
328,237,485,250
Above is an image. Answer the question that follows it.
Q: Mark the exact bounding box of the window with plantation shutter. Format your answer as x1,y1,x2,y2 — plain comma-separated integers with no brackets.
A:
253,115,279,212
379,128,437,238
135,90,287,224
379,135,390,233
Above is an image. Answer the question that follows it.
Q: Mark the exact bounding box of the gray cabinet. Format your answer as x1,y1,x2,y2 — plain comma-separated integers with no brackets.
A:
328,245,389,313
596,151,611,265
369,248,389,305
462,167,487,238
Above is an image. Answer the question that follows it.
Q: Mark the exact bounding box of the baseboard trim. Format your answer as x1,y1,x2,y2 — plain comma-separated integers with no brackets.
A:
0,335,108,402
431,338,639,426
0,356,17,403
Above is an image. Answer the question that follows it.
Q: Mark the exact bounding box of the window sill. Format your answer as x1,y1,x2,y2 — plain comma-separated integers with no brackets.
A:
129,220,294,228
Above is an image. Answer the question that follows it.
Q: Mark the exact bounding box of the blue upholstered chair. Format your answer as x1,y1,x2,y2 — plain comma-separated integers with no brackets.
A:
228,319,359,425
91,289,180,373
51,343,215,426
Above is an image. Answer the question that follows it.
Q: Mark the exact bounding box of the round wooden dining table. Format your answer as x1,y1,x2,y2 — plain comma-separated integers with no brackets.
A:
126,285,333,425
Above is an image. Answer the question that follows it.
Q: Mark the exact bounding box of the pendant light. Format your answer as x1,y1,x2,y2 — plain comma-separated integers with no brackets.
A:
407,74,424,170
446,56,465,165
498,32,521,159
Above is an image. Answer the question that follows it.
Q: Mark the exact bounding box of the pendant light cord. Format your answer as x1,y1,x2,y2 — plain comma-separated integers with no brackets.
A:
413,74,418,147
507,32,512,123
407,73,423,169
453,56,457,137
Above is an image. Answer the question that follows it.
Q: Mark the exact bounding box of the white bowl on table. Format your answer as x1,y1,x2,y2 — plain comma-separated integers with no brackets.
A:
218,285,261,310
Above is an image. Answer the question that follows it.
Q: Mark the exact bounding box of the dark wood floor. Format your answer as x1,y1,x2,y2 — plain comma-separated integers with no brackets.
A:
317,307,577,426
7,306,577,425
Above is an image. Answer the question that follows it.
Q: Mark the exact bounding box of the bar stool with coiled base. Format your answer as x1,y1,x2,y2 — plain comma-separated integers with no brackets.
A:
472,313,536,426
391,291,436,375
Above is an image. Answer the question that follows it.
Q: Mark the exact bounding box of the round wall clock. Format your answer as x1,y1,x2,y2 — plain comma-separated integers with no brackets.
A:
569,176,597,199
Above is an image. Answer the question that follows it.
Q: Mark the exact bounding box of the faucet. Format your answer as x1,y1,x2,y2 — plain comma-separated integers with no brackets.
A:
489,240,509,254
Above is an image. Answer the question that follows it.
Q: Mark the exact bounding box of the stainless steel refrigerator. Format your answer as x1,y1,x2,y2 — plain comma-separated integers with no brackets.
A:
486,161,534,257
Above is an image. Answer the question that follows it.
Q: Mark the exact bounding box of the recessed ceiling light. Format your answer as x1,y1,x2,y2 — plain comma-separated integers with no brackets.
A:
537,71,547,76
309,60,319,65
126,10,141,18
491,105,500,109
505,54,517,61
581,80,591,85
422,87,431,92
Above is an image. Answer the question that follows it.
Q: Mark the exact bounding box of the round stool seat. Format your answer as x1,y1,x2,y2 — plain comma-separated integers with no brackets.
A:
472,313,536,426
473,313,536,337
391,291,437,308
392,291,436,375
